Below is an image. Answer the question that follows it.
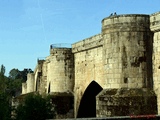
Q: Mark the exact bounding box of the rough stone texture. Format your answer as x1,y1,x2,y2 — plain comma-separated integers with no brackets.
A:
102,14,152,89
96,88,157,117
150,12,160,114
50,92,74,119
47,48,74,93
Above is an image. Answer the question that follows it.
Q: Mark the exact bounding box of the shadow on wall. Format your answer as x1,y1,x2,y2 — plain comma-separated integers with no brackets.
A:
48,83,50,93
77,80,103,118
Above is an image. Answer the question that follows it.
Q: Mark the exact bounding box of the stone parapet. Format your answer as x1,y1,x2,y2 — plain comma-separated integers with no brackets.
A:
72,34,102,53
150,12,160,32
102,14,150,34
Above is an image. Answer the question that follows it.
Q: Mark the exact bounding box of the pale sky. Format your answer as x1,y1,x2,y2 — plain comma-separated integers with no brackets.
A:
0,0,160,76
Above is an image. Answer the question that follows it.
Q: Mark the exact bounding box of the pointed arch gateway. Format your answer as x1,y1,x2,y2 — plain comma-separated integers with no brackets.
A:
77,80,103,118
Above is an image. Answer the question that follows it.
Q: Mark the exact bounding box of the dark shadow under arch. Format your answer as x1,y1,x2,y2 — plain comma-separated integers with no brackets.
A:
48,83,50,93
77,80,103,118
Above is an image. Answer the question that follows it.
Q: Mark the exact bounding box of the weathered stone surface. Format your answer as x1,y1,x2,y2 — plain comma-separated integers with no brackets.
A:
96,88,157,117
150,12,160,114
50,92,74,119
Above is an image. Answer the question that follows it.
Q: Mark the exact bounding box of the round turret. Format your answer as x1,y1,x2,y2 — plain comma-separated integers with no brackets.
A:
47,44,74,93
102,14,152,89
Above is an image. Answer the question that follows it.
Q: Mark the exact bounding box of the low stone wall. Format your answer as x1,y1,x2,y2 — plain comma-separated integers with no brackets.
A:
50,92,74,119
96,88,157,117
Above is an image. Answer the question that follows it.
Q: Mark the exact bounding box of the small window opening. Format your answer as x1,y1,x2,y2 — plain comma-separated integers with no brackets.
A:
124,78,128,83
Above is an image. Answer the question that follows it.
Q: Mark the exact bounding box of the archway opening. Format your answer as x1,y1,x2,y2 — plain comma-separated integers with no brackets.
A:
48,83,50,93
77,80,103,118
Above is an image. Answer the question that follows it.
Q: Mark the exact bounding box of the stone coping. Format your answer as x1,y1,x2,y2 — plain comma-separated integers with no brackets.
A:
150,11,160,16
102,14,149,22
49,91,74,97
97,88,156,97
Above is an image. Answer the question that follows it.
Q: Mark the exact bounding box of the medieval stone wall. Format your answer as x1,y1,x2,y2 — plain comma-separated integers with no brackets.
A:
150,12,160,114
72,34,104,117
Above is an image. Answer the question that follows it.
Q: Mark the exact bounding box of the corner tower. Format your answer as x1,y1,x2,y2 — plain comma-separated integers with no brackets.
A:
102,14,152,88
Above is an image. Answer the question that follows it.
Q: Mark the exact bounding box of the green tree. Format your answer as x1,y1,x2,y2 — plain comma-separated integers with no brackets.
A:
20,68,33,82
8,68,33,96
0,64,5,75
9,69,21,80
15,93,55,120
0,65,12,120
0,93,12,120
0,64,7,93
9,68,33,81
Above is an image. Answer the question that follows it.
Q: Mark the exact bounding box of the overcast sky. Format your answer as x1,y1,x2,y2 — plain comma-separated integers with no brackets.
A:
0,0,160,76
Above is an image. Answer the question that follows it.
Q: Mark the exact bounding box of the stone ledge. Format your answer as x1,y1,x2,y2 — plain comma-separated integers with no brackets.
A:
96,88,157,117
49,91,74,97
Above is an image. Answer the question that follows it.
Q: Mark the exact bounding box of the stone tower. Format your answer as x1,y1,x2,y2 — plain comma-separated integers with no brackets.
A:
96,14,156,117
46,44,74,93
102,14,153,89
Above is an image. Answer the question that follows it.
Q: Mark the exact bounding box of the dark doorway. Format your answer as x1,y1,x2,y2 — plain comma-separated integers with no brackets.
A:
77,80,103,118
48,83,50,93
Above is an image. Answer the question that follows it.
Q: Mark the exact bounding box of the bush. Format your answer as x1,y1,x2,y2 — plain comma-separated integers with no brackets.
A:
0,93,12,120
15,93,55,120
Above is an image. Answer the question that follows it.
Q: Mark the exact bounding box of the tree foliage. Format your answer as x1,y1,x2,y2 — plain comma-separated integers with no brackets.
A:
0,64,5,75
9,69,20,80
15,93,55,120
9,68,33,82
0,93,12,120
7,68,33,97
0,64,35,120
0,64,7,93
